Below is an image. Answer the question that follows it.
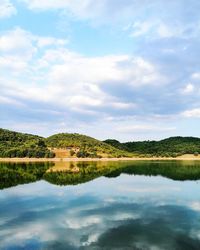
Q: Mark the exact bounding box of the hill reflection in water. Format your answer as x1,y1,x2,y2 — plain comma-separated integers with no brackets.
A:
0,162,200,249
1,160,200,189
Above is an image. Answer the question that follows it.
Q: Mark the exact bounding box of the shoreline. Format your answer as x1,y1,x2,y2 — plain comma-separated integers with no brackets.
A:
1,156,200,162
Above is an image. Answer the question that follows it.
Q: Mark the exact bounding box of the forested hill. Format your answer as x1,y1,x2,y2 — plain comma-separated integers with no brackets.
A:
0,129,130,158
0,129,54,158
104,137,200,157
46,133,130,158
1,128,200,158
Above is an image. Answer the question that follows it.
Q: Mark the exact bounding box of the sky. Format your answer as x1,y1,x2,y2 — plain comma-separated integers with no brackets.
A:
0,0,200,141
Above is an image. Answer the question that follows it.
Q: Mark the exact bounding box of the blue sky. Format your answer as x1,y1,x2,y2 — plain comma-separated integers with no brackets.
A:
0,0,200,141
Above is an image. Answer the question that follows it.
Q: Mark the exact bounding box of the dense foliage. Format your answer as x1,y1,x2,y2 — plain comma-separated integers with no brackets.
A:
2,127,200,158
44,161,200,186
46,133,131,158
104,137,200,157
0,128,129,158
2,161,200,189
0,162,52,189
104,161,200,181
44,162,116,185
0,128,55,158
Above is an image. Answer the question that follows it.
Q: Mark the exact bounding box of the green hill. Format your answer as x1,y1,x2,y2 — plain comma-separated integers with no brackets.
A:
1,128,200,158
0,128,54,158
46,133,131,158
0,129,131,158
104,136,200,157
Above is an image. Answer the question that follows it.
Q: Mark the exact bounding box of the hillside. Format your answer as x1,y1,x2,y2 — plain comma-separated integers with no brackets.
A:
0,129,131,158
46,133,131,158
104,137,200,157
0,129,55,158
1,128,200,158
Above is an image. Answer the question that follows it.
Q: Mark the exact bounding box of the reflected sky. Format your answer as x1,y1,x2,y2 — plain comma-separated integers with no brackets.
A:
0,173,200,249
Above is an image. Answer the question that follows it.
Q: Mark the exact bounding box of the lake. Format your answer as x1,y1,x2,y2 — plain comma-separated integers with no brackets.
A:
0,161,200,249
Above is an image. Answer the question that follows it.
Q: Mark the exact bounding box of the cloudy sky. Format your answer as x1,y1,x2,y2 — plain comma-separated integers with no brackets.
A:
0,0,200,141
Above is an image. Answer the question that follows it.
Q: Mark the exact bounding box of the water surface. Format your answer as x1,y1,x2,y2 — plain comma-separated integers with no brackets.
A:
0,161,200,249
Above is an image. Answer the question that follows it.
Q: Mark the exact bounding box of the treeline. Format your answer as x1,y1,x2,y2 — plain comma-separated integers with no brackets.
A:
104,137,200,157
0,129,55,158
2,127,200,158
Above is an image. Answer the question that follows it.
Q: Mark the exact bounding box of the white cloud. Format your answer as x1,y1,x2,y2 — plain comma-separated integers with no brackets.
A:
130,21,153,37
37,52,164,111
20,0,200,44
192,72,200,80
0,28,69,78
44,53,163,103
129,20,195,40
0,1,199,139
1,27,193,140
111,102,136,109
20,0,130,21
157,23,174,38
47,54,130,85
0,28,165,123
0,95,24,106
21,0,109,24
0,55,28,72
181,83,195,94
182,108,200,118
65,216,101,229
116,125,176,133
0,28,36,61
36,36,69,48
189,202,200,212
118,186,180,193
69,95,103,108
21,0,190,28
0,0,16,18
21,0,71,10
0,222,57,248
0,28,69,58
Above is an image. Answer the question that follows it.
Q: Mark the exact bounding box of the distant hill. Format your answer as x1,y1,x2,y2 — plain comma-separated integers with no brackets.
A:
1,128,200,158
0,128,54,158
46,133,130,158
0,129,130,158
104,136,200,157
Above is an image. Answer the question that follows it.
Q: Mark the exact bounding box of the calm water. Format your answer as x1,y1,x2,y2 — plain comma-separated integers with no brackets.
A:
0,161,200,250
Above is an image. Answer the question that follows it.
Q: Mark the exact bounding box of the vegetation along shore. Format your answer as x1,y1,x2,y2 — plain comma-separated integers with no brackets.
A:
1,128,200,160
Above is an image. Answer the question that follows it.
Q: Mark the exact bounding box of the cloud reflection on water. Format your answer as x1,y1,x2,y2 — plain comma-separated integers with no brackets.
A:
0,175,200,249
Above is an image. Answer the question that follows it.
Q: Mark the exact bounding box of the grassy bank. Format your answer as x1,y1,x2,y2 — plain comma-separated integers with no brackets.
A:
1,154,200,162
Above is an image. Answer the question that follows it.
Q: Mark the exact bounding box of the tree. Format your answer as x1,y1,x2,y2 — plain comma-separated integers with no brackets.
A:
70,150,75,156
